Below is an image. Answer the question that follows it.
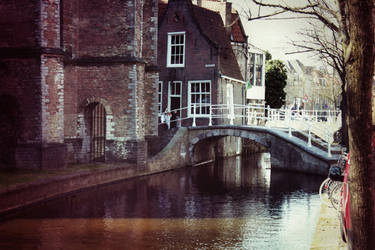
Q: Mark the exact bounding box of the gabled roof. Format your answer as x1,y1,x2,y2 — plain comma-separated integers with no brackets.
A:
191,0,247,44
158,0,243,81
231,12,246,43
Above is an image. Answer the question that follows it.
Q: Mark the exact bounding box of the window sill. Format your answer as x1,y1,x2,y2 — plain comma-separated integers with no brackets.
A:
166,65,185,68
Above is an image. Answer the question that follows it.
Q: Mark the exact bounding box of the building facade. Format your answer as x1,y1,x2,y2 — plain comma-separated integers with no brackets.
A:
158,0,244,126
285,60,341,110
0,0,158,169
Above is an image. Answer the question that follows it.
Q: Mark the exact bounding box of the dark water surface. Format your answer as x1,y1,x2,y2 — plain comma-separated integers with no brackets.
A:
0,154,324,249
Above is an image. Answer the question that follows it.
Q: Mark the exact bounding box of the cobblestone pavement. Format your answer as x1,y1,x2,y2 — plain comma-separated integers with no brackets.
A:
311,202,347,249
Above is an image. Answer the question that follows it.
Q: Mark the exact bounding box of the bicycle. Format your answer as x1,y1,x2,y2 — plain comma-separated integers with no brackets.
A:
319,152,347,210
319,177,342,209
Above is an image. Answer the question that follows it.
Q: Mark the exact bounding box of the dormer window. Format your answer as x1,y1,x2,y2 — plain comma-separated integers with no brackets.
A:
167,32,185,68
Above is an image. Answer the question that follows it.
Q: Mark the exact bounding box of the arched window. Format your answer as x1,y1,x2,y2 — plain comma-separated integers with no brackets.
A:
86,102,106,162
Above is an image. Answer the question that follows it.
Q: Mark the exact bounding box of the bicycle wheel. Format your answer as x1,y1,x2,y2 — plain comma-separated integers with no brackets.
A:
329,181,342,210
319,178,332,206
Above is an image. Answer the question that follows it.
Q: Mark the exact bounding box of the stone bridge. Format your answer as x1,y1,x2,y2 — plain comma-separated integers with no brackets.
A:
147,126,342,176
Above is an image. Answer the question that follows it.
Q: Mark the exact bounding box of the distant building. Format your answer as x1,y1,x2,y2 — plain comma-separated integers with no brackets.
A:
0,0,158,169
285,60,341,110
246,45,266,106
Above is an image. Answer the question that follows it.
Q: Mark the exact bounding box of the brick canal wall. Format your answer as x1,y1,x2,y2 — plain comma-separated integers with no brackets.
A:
0,165,138,216
0,128,217,215
0,127,334,215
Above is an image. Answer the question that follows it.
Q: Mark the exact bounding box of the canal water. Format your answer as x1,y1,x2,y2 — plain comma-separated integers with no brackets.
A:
0,153,324,250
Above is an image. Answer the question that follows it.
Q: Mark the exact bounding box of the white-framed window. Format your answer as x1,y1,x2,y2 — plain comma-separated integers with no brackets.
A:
248,53,265,86
168,81,182,112
167,32,185,67
188,80,211,117
158,81,163,115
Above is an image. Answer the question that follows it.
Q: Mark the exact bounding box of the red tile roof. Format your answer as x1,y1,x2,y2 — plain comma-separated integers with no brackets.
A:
231,13,246,43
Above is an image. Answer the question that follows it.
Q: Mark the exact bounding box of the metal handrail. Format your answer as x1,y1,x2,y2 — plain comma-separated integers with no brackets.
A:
158,103,340,156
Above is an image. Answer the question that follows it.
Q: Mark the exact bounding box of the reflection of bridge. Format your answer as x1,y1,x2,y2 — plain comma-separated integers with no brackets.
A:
153,104,343,175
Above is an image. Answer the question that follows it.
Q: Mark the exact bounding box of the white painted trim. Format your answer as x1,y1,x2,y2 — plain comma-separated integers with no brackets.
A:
158,81,163,116
221,75,246,84
168,81,182,112
188,80,211,117
166,31,186,68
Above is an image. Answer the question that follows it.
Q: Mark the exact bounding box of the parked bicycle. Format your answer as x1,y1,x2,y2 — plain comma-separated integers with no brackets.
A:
319,152,348,210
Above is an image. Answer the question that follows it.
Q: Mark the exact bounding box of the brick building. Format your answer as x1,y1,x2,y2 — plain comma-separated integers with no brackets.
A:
158,0,244,124
0,0,158,169
158,0,244,156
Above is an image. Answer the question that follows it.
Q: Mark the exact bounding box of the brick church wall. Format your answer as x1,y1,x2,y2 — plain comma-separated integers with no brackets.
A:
0,0,159,168
0,0,39,47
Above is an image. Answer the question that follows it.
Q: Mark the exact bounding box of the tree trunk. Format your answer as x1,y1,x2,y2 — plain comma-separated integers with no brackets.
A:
344,0,375,249
341,87,348,148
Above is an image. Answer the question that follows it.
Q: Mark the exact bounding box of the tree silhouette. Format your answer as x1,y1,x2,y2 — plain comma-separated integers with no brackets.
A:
265,60,287,109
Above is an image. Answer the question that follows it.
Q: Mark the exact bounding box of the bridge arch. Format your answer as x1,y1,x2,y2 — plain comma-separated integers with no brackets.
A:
188,127,270,165
187,126,333,175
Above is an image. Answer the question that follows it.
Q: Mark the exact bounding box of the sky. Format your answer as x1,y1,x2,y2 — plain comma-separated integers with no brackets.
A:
230,0,324,67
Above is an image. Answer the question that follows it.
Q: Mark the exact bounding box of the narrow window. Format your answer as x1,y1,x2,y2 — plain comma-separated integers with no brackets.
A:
167,32,186,67
248,53,265,86
255,54,264,86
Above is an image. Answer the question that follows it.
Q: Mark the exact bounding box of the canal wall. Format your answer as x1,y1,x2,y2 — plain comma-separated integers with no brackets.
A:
0,164,139,216
0,126,337,216
147,127,216,171
0,128,216,216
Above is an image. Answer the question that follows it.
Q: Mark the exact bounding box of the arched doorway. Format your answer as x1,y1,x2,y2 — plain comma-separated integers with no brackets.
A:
0,95,20,167
86,102,106,162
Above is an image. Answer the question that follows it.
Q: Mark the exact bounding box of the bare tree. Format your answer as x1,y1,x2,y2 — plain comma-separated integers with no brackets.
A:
288,15,349,146
246,0,375,249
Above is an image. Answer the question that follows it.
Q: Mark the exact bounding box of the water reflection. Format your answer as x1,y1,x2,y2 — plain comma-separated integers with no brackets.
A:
0,153,324,249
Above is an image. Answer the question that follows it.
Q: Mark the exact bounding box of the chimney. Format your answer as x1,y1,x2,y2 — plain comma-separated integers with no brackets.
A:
224,1,232,39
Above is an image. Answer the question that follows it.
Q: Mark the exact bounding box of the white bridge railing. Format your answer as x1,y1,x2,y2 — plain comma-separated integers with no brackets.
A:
160,104,341,157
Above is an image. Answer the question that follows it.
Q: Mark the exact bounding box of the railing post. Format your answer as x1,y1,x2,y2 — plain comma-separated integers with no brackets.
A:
308,120,312,147
288,110,292,137
192,103,196,127
209,104,212,126
247,106,251,125
230,104,234,125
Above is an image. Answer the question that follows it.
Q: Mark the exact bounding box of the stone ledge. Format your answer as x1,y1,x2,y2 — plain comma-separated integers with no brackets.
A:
0,164,138,217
